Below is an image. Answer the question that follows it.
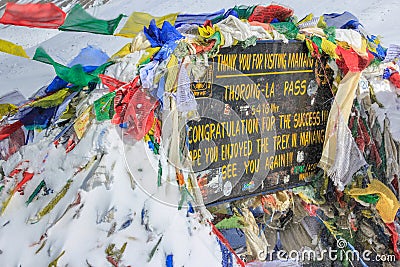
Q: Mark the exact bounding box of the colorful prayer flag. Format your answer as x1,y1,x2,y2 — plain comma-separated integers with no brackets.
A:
116,12,178,38
59,4,124,35
0,39,29,58
0,3,65,28
94,92,116,121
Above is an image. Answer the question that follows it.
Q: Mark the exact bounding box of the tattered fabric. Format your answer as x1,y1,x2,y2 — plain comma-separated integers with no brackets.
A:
383,44,400,63
385,222,400,259
319,72,366,190
111,76,141,125
73,106,93,139
0,121,23,141
99,74,127,92
0,90,26,106
0,125,24,160
271,22,299,40
143,20,183,62
240,207,269,261
367,35,387,61
225,5,257,20
384,118,400,184
176,64,197,112
390,72,400,89
216,15,272,48
297,14,320,29
335,29,364,55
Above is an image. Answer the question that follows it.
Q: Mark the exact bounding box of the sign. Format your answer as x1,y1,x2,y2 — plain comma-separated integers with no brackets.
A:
187,41,333,205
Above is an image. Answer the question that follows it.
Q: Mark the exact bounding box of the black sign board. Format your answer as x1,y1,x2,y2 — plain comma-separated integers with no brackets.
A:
187,41,333,205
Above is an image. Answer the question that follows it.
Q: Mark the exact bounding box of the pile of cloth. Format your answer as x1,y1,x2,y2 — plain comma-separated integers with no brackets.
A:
1,2,400,266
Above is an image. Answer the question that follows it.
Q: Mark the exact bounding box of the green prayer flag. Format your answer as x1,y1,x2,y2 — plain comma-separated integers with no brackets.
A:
157,160,162,187
215,215,245,229
324,26,336,43
357,194,380,204
211,5,257,24
59,4,124,35
26,180,46,206
33,47,109,87
94,91,115,121
271,22,299,39
232,5,257,19
311,36,323,54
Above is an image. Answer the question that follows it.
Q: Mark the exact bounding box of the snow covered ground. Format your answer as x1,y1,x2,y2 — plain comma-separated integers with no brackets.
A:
0,1,400,266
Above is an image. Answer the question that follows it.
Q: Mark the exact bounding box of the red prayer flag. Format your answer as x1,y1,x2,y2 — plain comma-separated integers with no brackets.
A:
111,76,141,125
0,121,23,141
0,125,25,160
385,222,400,260
390,72,400,89
0,3,66,29
99,74,127,92
14,171,34,194
335,46,374,74
248,5,293,23
123,89,158,141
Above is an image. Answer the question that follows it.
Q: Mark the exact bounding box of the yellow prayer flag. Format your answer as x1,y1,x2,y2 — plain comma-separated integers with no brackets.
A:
0,103,18,117
0,39,29,58
74,106,93,139
297,13,314,25
116,12,179,38
198,25,215,38
164,54,179,93
349,179,400,223
30,89,70,108
110,43,132,60
138,47,160,66
321,38,339,59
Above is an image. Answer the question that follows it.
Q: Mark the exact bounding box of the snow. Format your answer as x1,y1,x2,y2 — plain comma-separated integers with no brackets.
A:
0,115,222,266
1,0,400,266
